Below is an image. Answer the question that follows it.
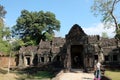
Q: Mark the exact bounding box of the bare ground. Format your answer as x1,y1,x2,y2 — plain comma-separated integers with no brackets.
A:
0,68,94,80
52,70,94,80
0,73,19,80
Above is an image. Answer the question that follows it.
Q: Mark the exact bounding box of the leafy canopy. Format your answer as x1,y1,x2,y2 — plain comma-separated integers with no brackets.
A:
0,5,12,55
0,5,7,27
12,10,60,46
91,0,120,31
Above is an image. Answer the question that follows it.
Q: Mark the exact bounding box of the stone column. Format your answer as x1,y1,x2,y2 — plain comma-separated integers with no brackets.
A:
39,56,41,63
23,56,27,66
37,54,40,63
30,56,33,66
84,55,88,72
18,54,23,67
46,55,49,62
30,52,34,65
66,45,71,72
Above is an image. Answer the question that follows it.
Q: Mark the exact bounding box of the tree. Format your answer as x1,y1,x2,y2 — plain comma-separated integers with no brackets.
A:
0,5,7,39
11,39,25,51
12,10,60,46
91,0,120,35
102,32,108,38
0,5,12,55
115,24,120,39
0,5,7,27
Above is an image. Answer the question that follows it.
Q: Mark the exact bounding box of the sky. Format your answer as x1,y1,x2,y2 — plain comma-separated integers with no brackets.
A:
0,0,116,38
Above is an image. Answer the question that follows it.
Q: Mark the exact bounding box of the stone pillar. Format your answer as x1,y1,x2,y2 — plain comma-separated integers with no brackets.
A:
37,54,40,63
46,55,48,62
39,56,41,63
29,57,32,66
44,56,46,63
66,45,71,72
83,55,88,72
98,52,104,63
18,54,23,67
30,52,34,65
90,58,92,67
24,56,27,66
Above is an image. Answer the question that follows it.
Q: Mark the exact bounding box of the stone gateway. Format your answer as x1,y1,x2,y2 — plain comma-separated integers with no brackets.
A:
17,24,120,71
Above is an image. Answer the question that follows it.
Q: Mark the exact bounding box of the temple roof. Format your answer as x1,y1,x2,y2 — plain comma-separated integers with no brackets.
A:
66,24,87,39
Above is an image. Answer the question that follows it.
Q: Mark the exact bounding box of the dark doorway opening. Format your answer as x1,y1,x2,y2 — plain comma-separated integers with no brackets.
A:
33,54,38,66
41,57,44,62
49,57,52,62
94,55,98,61
26,57,30,65
71,45,84,69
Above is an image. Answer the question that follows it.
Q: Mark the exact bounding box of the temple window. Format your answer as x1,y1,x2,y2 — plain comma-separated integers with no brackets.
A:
113,55,118,61
49,57,52,62
94,55,98,60
57,56,60,61
41,57,44,62
105,55,109,61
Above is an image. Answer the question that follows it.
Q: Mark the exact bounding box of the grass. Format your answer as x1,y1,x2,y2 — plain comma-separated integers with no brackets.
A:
0,68,55,80
31,71,55,79
14,70,55,80
105,69,120,80
0,68,8,74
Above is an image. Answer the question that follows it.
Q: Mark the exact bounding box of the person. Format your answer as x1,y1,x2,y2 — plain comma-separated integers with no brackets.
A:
94,60,101,80
74,56,80,68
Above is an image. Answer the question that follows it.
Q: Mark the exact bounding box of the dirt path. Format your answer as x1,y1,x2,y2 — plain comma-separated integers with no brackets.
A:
0,73,19,80
52,70,94,80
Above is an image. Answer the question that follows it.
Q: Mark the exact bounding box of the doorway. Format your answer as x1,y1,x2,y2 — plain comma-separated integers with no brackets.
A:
71,45,84,69
26,57,30,65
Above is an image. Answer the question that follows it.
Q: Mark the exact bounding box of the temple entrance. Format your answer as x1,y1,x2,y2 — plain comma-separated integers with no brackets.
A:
26,57,30,65
71,45,84,69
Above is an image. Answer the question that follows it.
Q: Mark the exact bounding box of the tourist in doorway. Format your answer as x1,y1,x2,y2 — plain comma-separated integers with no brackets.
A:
94,60,101,80
74,56,80,68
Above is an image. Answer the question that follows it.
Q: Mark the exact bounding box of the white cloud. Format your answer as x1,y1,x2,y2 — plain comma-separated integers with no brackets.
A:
83,23,115,38
55,23,115,38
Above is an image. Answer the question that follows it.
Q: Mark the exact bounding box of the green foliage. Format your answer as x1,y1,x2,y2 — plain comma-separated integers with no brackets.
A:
102,32,108,38
115,24,120,39
0,26,11,55
0,18,3,27
0,40,11,55
11,39,24,51
0,5,11,55
0,5,7,18
32,71,54,79
105,70,120,80
91,0,120,30
0,5,7,27
12,10,60,46
42,32,54,41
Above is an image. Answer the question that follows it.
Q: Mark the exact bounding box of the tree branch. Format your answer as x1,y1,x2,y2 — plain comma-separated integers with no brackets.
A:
111,0,116,13
110,0,119,31
116,0,120,3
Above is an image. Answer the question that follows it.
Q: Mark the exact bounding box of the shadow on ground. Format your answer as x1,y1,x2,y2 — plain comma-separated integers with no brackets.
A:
0,68,8,74
14,67,57,80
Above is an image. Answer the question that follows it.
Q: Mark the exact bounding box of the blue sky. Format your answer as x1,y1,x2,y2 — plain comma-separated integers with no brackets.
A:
1,0,116,38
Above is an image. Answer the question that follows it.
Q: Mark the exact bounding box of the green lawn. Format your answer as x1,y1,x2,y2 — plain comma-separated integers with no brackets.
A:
0,68,55,80
105,70,120,80
31,71,54,79
15,71,55,80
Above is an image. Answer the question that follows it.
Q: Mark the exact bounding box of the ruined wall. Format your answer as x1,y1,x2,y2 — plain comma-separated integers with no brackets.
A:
0,56,16,68
16,24,120,70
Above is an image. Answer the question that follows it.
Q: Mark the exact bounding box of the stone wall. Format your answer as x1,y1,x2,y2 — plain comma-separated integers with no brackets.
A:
0,56,16,68
16,24,120,70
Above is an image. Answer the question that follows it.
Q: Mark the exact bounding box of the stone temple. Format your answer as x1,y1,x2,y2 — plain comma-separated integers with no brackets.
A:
17,24,120,71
